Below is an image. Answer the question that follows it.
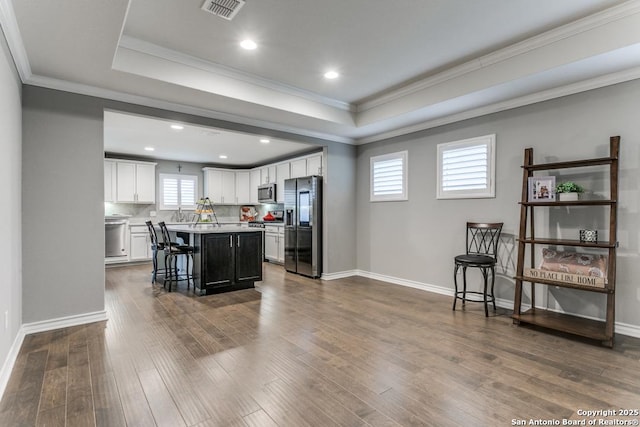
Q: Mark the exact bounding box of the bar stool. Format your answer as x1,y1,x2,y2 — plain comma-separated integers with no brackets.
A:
452,222,503,316
145,220,168,284
158,221,195,292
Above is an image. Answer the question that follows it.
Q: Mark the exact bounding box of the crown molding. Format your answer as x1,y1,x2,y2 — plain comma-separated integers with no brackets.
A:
355,65,640,145
0,0,31,81
119,35,354,113
25,73,355,145
356,0,640,113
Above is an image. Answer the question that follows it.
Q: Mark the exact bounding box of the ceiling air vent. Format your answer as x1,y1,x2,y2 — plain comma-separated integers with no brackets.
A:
201,0,246,20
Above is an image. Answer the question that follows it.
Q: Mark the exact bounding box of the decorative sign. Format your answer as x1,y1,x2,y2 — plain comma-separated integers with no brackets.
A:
524,268,606,288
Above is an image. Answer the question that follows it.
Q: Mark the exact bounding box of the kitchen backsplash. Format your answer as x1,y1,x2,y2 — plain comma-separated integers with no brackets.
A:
105,202,284,223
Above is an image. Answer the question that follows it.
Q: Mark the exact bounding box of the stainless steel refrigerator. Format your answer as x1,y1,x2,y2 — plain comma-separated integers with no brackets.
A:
284,176,322,278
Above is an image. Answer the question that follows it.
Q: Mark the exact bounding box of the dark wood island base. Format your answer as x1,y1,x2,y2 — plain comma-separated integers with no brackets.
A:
170,226,263,295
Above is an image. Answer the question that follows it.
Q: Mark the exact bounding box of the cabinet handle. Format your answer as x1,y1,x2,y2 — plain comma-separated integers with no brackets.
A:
229,235,233,247
237,235,240,247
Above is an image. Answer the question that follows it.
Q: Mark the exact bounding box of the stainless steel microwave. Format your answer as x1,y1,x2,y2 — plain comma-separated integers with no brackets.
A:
258,183,277,203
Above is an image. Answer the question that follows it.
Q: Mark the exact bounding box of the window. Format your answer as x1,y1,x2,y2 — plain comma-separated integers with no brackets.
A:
437,134,496,199
370,151,408,202
159,173,198,210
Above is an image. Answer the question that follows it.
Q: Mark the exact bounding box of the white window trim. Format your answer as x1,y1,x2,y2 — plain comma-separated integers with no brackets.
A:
159,173,198,210
370,150,408,202
437,134,496,200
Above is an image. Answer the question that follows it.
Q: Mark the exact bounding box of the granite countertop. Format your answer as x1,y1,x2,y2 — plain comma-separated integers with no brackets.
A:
129,219,245,226
164,223,258,234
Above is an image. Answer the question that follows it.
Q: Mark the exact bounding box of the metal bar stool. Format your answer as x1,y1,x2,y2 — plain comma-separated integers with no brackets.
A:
145,220,168,284
452,222,503,316
158,221,195,292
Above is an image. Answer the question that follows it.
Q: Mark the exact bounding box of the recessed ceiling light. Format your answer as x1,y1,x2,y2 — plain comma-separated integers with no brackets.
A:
170,124,184,130
219,155,228,159
240,39,257,50
144,147,155,151
324,70,339,80
260,138,270,143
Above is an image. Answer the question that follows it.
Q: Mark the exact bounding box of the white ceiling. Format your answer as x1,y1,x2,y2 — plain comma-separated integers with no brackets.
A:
3,0,640,149
103,110,316,165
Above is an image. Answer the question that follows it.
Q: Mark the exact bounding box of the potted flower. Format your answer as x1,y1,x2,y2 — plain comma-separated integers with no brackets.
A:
556,181,583,201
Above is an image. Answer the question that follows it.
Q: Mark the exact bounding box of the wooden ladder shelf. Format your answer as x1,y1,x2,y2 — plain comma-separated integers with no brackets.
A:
512,136,619,347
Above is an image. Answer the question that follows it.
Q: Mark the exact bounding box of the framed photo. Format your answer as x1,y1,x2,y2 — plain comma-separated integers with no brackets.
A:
528,176,556,202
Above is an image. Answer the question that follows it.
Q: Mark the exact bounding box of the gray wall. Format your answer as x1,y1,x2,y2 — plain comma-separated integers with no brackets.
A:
325,143,357,274
356,78,640,328
22,89,106,323
21,86,357,324
0,27,22,378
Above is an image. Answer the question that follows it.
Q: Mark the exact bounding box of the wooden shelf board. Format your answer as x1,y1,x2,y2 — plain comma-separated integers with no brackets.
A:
522,156,616,171
518,238,616,248
514,275,611,293
513,309,609,341
520,200,615,207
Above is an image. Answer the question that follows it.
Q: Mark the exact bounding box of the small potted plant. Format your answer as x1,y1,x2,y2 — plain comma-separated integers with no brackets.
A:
556,181,583,201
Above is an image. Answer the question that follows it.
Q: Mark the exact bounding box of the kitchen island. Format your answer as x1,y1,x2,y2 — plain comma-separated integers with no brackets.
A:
165,224,263,295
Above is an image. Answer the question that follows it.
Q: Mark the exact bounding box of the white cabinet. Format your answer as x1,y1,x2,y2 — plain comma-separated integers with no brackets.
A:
249,169,261,204
104,160,116,202
115,160,156,204
235,171,251,204
290,159,307,179
306,154,323,176
276,163,290,203
204,169,236,204
265,225,285,263
135,163,156,203
277,226,285,262
264,230,279,262
261,165,276,184
129,224,152,261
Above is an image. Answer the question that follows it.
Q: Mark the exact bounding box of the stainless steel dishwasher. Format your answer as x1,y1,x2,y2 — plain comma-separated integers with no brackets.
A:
105,218,128,257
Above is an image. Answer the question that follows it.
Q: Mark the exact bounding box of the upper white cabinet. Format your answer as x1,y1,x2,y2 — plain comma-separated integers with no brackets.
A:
203,168,236,204
261,165,276,184
198,152,323,206
235,171,251,205
276,163,290,203
290,159,307,179
104,160,116,202
249,169,261,204
306,154,323,176
114,160,156,204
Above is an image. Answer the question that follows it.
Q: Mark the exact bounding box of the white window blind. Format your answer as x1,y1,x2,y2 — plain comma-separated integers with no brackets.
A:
437,134,496,199
180,178,196,206
159,173,198,210
370,151,408,202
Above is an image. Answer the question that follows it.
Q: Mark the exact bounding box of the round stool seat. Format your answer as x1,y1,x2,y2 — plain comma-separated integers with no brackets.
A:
455,254,495,266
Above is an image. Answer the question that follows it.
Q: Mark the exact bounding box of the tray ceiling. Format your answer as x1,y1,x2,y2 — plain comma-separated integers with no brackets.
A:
4,0,640,145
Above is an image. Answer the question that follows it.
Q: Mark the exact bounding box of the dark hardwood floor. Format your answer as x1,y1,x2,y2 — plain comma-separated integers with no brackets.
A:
1,262,640,426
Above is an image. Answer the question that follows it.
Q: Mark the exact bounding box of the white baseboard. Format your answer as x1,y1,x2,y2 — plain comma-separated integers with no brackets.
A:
352,269,640,339
0,328,25,402
321,270,359,280
0,310,108,400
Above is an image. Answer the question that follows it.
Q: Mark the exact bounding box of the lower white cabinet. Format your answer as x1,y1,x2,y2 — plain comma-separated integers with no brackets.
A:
264,225,284,263
277,227,284,262
129,225,152,261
